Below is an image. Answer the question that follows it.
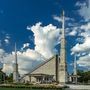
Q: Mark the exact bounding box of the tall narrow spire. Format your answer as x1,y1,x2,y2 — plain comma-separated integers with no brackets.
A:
15,43,17,64
74,54,77,75
59,10,68,84
62,10,65,38
60,10,65,56
13,43,19,83
73,54,77,84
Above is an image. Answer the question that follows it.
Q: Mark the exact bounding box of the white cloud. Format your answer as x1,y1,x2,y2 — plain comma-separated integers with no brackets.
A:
67,23,75,27
4,34,10,44
5,35,10,39
53,15,62,22
77,0,90,21
27,22,60,58
21,43,30,50
2,22,60,75
65,17,75,21
70,8,90,68
75,1,86,7
4,39,9,44
66,26,79,36
0,32,10,46
68,30,77,36
71,37,90,53
80,22,90,31
77,55,90,69
71,22,90,53
0,48,5,57
23,43,30,48
53,15,75,22
2,49,45,75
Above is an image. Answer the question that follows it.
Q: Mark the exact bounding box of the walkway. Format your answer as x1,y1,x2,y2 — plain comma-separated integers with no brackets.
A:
66,84,90,90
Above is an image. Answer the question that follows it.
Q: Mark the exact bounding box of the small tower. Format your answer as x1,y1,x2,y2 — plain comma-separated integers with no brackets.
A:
59,11,68,84
73,54,77,84
13,43,19,83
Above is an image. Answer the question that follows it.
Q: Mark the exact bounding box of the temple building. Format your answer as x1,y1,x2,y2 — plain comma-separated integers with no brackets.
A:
20,11,68,84
21,55,59,83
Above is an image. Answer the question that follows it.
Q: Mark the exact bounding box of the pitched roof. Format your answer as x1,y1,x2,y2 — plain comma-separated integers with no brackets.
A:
21,55,56,79
30,55,56,74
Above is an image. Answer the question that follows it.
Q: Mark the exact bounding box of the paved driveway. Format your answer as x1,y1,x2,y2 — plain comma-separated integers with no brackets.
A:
66,84,90,90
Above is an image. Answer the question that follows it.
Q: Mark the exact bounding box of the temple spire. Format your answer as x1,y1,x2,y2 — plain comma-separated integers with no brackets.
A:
13,43,19,83
73,54,77,84
74,54,77,75
62,10,65,37
15,43,17,64
59,10,68,84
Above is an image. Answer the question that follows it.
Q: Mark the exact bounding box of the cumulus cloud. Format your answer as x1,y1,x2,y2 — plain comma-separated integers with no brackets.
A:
71,22,90,53
2,22,60,75
27,22,60,58
2,49,45,75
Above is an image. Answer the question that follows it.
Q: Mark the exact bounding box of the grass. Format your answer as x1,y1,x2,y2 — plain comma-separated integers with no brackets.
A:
0,83,67,90
0,88,32,90
0,87,63,90
0,85,64,90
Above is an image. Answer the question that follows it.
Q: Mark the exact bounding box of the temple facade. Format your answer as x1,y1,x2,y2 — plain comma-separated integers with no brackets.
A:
21,11,68,84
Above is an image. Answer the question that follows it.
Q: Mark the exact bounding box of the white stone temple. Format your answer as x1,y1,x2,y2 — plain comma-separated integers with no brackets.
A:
20,11,68,84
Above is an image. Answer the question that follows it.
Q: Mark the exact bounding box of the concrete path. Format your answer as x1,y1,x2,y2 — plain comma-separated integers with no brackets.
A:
66,84,90,90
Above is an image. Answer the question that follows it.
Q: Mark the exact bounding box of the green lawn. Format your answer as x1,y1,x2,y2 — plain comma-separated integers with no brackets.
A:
0,87,63,90
0,88,38,90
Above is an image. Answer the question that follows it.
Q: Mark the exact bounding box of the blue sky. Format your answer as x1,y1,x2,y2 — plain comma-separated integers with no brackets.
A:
0,0,90,75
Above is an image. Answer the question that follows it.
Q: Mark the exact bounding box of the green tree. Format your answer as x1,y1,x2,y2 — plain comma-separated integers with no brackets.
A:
7,73,13,83
77,70,90,84
0,70,6,83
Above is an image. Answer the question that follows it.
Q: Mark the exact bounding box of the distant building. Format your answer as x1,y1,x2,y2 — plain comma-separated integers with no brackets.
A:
68,74,80,84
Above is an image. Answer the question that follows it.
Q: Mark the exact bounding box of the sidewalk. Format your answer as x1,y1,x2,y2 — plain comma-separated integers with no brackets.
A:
66,84,90,90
